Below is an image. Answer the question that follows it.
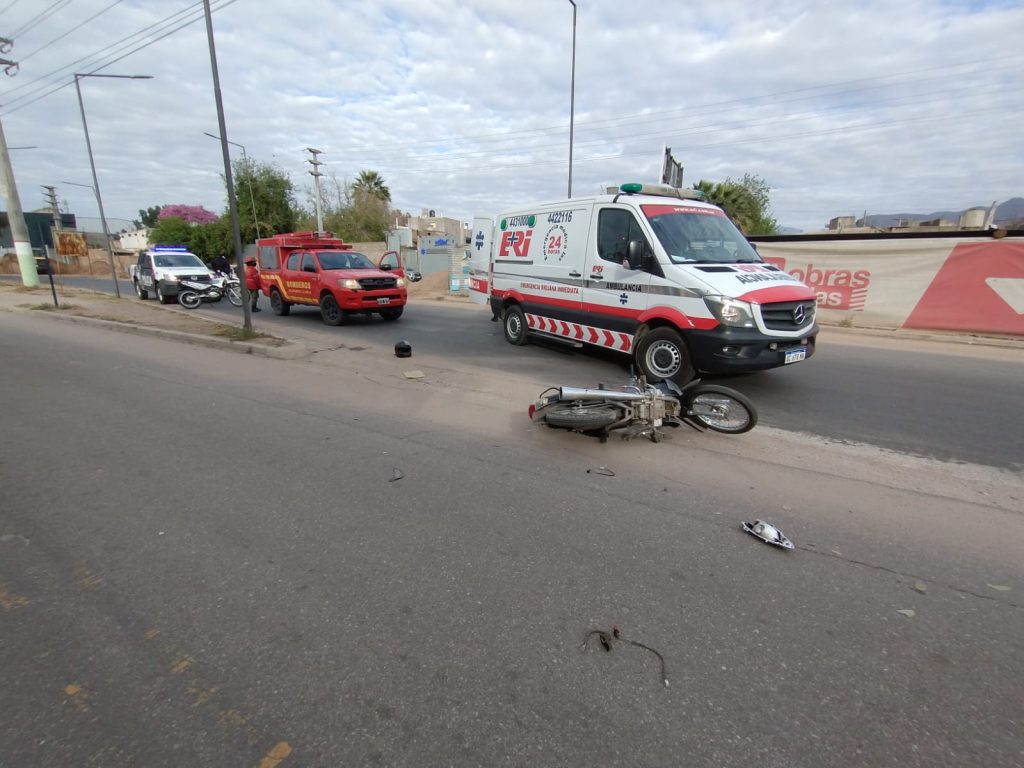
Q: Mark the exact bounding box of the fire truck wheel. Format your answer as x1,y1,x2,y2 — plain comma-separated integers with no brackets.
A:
320,294,347,326
635,327,695,384
503,304,529,346
270,289,290,316
380,307,403,321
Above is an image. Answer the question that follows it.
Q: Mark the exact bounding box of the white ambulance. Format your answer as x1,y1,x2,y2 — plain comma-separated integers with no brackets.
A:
469,182,818,384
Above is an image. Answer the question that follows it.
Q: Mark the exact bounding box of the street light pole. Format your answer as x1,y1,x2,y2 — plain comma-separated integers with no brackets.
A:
204,131,260,240
74,73,152,298
568,0,577,199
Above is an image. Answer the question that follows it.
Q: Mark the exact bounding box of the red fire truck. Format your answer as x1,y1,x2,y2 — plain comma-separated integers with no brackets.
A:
253,231,408,325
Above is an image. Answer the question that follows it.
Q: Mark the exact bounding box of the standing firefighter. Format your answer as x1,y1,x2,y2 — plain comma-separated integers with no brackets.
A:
244,257,262,312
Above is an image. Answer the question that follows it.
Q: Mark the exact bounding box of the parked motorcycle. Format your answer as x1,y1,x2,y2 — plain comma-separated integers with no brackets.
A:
529,374,757,442
215,270,243,307
177,278,224,310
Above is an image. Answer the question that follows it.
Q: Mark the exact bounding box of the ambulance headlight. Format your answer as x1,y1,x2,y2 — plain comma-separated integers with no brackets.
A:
340,278,361,290
704,295,755,328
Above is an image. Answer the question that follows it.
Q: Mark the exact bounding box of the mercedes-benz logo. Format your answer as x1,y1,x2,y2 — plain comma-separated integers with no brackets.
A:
792,304,806,324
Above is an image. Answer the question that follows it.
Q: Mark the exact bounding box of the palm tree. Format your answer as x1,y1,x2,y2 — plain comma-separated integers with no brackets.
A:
352,169,391,202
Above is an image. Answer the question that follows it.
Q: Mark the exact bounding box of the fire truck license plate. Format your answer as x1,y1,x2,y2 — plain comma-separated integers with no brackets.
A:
377,297,390,305
784,348,806,364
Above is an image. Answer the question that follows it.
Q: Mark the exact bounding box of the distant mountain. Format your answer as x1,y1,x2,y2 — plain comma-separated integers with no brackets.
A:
859,198,1024,228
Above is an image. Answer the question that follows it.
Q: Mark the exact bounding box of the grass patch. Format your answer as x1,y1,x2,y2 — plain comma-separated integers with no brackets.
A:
29,302,81,311
212,325,267,341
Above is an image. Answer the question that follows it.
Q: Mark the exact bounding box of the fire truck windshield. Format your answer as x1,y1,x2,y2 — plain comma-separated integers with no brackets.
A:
316,251,374,270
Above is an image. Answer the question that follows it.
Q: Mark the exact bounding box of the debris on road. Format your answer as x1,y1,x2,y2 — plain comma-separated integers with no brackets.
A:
389,468,404,482
586,467,615,476
403,370,425,379
741,519,795,550
986,584,1011,592
914,581,928,594
581,625,669,688
897,609,916,618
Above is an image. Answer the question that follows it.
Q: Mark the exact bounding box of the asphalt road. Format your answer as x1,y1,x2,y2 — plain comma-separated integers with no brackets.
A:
6,274,1024,469
1,314,1021,767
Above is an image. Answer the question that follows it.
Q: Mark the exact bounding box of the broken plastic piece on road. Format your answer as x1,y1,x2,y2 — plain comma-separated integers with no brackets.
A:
742,519,795,550
586,467,615,476
403,370,425,379
389,468,404,482
897,609,916,618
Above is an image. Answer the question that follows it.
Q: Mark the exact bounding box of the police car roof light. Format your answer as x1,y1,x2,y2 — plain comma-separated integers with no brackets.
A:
152,245,190,252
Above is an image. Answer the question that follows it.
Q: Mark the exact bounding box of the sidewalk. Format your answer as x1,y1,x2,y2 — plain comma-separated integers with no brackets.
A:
0,282,305,359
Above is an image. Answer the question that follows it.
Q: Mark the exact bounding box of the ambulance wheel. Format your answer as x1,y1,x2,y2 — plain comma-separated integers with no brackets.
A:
320,294,346,326
134,280,149,300
543,403,619,431
270,289,290,316
503,304,529,346
636,327,694,384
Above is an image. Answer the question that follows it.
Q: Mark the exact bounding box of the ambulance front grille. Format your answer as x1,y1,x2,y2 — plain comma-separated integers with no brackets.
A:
760,300,816,330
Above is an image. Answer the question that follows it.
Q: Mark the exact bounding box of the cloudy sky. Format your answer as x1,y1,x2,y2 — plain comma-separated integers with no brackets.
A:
1,0,1021,233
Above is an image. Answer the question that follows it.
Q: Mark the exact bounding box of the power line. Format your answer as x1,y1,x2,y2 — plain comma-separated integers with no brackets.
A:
6,0,73,38
19,0,125,63
1,0,238,115
0,0,23,18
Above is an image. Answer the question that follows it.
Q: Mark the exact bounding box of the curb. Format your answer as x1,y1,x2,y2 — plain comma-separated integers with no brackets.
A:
6,305,307,360
816,322,1024,350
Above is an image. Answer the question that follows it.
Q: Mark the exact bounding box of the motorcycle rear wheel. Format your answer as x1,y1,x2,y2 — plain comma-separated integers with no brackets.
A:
684,385,757,434
226,285,243,307
178,290,202,310
543,402,620,431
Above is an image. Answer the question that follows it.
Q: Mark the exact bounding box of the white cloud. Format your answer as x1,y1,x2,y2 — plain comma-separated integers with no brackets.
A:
2,0,1021,232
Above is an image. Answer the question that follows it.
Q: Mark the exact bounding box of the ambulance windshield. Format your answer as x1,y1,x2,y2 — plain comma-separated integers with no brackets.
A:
316,251,375,270
643,205,761,265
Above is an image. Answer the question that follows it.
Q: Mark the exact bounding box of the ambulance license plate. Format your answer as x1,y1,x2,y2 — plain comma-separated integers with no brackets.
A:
377,297,390,305
784,348,806,364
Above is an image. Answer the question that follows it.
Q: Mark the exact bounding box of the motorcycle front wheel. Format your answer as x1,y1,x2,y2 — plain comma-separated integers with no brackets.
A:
684,385,757,434
226,285,243,307
178,290,202,310
542,402,620,431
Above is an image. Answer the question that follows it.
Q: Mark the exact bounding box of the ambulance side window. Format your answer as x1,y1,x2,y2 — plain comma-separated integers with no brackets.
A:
597,209,653,267
286,252,301,271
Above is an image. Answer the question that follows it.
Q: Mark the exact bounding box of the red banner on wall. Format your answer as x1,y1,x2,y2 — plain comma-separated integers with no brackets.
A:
904,241,1024,335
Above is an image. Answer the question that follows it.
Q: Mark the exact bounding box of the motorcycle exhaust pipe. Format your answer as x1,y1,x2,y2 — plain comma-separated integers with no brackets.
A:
558,386,648,402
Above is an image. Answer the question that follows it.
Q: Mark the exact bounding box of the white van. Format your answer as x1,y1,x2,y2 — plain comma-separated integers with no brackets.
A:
469,183,819,384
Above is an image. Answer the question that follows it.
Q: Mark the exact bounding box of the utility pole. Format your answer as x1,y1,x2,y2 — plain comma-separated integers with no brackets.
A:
0,41,37,287
202,0,250,331
42,185,62,230
306,147,324,233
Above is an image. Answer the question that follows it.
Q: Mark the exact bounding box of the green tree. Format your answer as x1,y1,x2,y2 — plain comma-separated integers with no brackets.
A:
188,216,233,261
230,158,298,243
148,216,193,247
352,169,391,202
134,205,162,229
693,174,777,235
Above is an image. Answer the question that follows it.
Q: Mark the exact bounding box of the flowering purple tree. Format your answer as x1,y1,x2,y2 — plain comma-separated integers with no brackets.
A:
157,204,219,225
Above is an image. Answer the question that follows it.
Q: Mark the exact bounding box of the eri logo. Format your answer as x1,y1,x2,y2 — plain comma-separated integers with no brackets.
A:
499,229,533,258
542,225,568,261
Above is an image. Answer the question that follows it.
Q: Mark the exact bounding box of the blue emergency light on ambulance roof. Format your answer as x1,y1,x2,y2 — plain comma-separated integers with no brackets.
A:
152,246,189,252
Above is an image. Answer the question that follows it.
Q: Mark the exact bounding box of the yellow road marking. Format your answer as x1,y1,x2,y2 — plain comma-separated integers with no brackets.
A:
170,656,193,674
257,741,292,768
0,585,29,610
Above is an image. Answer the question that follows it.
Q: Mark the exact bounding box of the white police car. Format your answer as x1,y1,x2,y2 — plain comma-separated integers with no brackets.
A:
131,246,217,304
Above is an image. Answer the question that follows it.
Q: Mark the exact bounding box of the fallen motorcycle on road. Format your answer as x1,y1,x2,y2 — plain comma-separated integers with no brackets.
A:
529,375,757,442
